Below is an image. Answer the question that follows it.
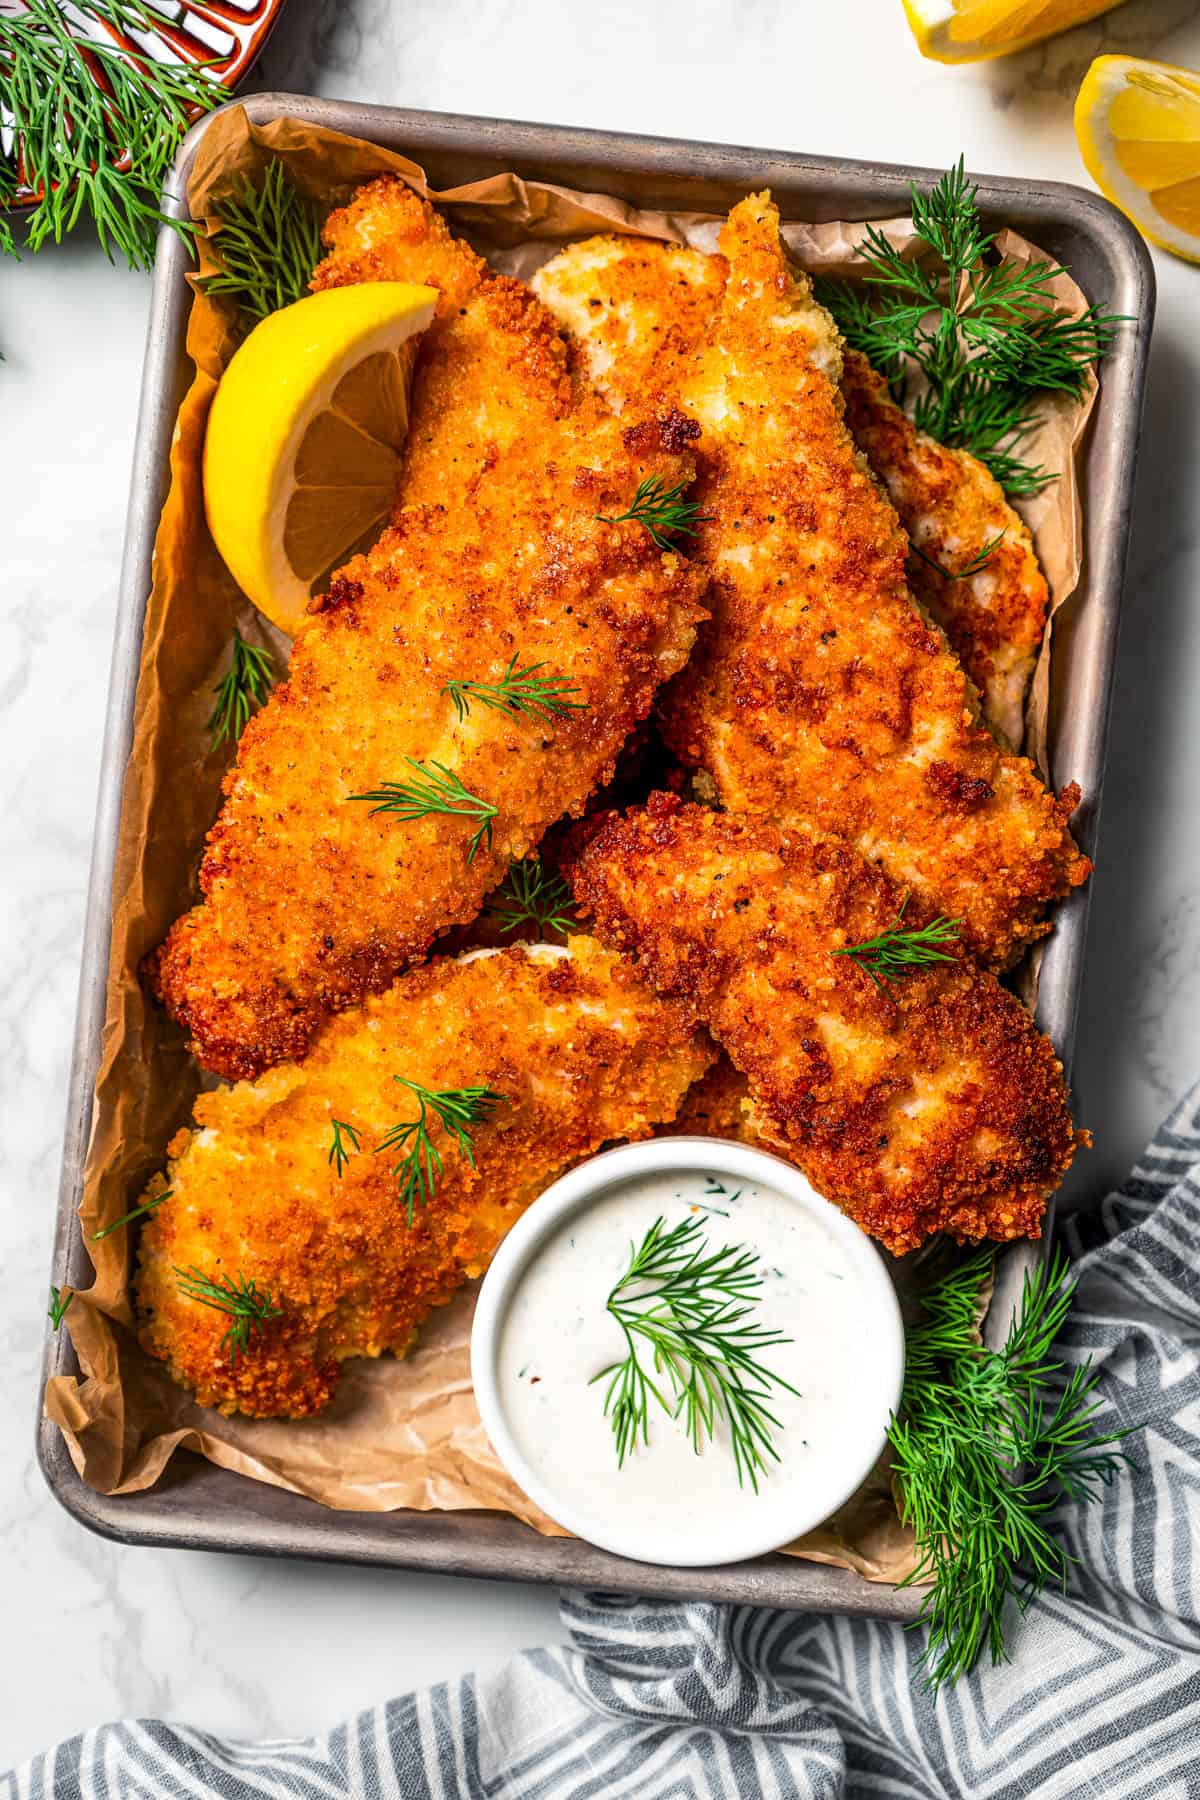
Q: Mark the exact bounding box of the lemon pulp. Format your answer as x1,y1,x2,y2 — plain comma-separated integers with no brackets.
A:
1076,56,1200,263
203,283,438,636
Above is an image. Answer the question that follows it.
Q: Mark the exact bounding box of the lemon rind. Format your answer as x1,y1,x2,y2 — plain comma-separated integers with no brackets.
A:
1075,54,1200,266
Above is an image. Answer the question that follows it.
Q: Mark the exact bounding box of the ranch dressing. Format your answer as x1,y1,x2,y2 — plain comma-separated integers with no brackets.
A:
495,1166,897,1564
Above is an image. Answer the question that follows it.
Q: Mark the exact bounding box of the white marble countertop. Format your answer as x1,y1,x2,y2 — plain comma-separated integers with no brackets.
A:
4,0,1200,1770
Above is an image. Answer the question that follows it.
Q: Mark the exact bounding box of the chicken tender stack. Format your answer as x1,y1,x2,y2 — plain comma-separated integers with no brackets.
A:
150,181,707,1081
136,937,715,1418
136,178,1092,1436
526,235,1048,750
534,197,1089,968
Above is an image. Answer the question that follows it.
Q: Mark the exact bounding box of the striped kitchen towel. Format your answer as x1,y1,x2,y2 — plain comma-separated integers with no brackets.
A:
8,1083,1200,1800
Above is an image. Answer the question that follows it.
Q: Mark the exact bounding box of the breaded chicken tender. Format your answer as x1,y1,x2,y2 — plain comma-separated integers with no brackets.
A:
840,349,1049,749
314,179,575,519
534,198,1089,968
135,937,715,1418
661,1051,756,1143
528,234,1047,750
568,797,1084,1254
151,182,707,1080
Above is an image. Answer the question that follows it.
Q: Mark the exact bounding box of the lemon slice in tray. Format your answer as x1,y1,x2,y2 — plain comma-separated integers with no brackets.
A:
1076,55,1200,265
204,283,437,637
903,0,1123,64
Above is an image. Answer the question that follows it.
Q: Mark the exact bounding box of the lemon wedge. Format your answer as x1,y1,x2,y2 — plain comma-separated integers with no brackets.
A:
1076,55,1200,264
903,0,1122,63
204,283,437,636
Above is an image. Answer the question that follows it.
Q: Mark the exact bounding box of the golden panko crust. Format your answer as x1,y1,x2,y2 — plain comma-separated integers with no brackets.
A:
659,1052,757,1143
534,198,1089,969
569,796,1086,1255
135,937,715,1418
151,180,707,1079
840,348,1050,750
316,176,576,518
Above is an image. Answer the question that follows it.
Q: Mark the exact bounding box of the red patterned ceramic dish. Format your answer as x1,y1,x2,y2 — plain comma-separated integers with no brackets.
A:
6,0,286,210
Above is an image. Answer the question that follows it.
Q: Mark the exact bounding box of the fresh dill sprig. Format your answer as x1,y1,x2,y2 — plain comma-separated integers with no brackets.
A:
442,656,585,724
0,1,224,269
834,895,960,988
207,629,275,749
327,1121,362,1178
198,160,324,323
375,1079,504,1225
48,1285,73,1330
891,1248,1134,1689
489,859,577,938
91,1189,172,1241
174,1265,282,1366
972,438,1050,501
820,159,1122,497
598,476,711,550
347,760,498,864
592,1215,798,1491
910,528,1006,583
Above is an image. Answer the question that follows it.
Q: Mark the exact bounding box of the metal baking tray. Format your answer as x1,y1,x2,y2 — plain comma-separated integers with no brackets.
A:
38,93,1154,1617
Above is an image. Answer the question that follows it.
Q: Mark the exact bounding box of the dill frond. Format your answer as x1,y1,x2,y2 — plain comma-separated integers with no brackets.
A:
327,1121,362,1179
207,630,275,749
598,476,711,550
592,1214,798,1490
443,656,585,724
833,896,961,987
489,859,577,939
91,1190,171,1241
818,159,1122,498
48,1285,73,1329
909,528,1007,582
347,760,499,864
891,1248,1134,1688
173,1265,282,1365
375,1080,504,1225
198,159,324,322
0,1,224,270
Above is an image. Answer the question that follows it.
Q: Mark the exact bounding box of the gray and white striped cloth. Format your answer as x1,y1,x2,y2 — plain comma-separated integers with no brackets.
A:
9,1084,1200,1799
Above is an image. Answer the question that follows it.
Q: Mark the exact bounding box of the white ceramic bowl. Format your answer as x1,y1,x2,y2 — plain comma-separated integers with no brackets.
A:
471,1137,905,1568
